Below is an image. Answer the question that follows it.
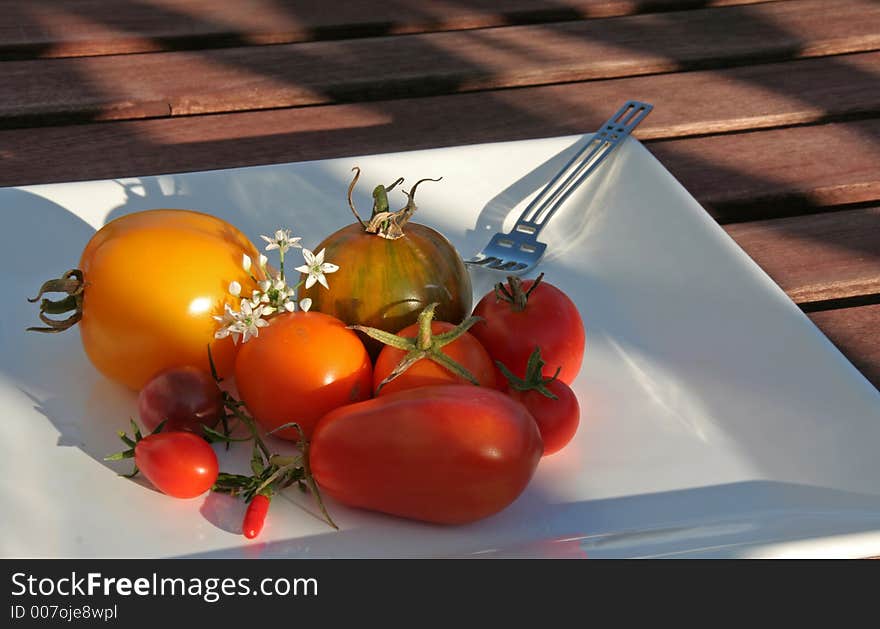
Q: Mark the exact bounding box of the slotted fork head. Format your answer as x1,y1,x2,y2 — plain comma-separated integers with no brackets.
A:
466,100,652,275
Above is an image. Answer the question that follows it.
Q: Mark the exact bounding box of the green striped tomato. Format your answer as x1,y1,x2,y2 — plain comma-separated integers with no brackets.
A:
302,222,472,356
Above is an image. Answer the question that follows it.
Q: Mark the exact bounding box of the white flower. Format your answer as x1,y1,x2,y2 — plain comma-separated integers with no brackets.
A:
260,229,302,254
283,301,296,312
242,254,252,273
299,297,312,312
259,254,268,269
213,299,271,344
237,300,271,343
295,248,339,290
228,281,241,297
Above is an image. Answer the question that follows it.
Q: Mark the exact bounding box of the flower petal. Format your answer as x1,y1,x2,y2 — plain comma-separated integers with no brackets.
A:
228,281,242,297
242,254,252,272
304,274,317,289
299,297,312,312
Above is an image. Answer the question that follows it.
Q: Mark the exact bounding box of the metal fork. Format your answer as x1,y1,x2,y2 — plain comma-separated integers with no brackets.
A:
465,100,653,274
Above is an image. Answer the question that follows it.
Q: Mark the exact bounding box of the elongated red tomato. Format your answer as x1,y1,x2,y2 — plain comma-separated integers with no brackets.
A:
134,432,219,499
310,385,543,524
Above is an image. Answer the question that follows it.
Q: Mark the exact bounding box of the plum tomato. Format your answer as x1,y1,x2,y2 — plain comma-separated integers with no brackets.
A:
310,384,543,524
137,366,223,434
134,432,219,499
472,273,585,385
234,311,373,440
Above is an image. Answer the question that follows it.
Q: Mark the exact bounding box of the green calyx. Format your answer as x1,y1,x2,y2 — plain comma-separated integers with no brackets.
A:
497,346,560,400
346,166,442,240
104,419,167,478
495,272,545,312
27,269,85,333
350,302,483,393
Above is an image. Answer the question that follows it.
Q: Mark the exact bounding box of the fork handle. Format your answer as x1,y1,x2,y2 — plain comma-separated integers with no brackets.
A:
512,101,653,236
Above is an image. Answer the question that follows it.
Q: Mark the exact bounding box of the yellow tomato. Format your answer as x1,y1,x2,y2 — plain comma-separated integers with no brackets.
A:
78,209,259,390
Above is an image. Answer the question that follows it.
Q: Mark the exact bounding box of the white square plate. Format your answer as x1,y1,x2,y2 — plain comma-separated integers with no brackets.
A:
2,135,879,558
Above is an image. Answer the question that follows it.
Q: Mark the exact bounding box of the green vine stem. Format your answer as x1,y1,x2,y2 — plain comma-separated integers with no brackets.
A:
205,347,337,530
350,302,483,393
497,346,560,400
27,269,85,333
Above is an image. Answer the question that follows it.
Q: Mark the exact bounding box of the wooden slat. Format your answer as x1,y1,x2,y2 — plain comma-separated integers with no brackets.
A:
649,120,880,222
725,208,880,304
0,1,782,59
809,305,880,390
3,72,880,224
1,0,878,126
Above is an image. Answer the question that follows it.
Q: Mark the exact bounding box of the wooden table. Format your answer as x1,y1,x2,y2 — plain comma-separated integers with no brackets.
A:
2,0,878,391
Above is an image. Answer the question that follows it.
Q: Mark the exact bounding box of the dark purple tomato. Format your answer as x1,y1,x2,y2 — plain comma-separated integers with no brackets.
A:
137,366,223,433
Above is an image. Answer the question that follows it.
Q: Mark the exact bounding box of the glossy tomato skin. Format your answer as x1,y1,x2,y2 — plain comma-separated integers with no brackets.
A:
472,279,585,385
508,379,580,456
79,209,260,390
134,432,219,499
373,321,496,396
310,385,543,524
234,311,373,440
302,222,472,357
137,366,223,434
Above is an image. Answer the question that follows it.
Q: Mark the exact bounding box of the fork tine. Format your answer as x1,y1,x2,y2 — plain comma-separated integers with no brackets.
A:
466,101,653,275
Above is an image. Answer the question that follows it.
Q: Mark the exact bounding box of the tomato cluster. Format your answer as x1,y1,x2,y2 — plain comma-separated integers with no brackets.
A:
32,173,586,539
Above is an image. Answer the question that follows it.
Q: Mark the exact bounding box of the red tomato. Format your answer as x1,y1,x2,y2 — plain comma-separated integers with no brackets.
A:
508,379,580,456
134,432,219,499
137,366,223,434
234,311,373,439
310,384,543,524
373,321,496,396
472,275,585,384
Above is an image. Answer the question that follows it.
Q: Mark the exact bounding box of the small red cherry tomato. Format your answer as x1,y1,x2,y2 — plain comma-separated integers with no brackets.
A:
509,379,580,456
134,432,219,499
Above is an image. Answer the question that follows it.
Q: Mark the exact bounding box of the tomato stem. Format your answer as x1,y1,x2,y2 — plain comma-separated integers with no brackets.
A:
495,272,545,312
497,347,560,399
26,269,85,333
351,303,484,393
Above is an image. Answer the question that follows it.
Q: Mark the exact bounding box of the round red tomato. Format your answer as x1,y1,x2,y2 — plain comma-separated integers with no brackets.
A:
373,321,496,396
472,275,585,384
310,384,543,524
134,432,219,499
508,378,580,456
234,311,373,439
